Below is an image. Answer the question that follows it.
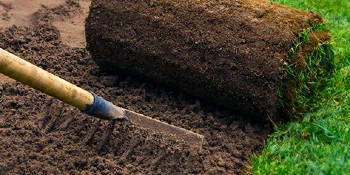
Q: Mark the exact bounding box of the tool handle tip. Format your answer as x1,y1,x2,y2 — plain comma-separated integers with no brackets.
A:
84,92,126,120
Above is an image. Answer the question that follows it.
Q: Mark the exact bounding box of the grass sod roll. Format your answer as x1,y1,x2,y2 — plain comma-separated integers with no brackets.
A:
85,0,334,122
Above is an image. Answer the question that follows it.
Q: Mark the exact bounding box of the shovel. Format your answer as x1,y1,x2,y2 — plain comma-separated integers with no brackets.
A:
0,48,204,150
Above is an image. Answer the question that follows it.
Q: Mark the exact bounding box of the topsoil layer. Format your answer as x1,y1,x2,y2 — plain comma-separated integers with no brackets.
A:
0,1,271,174
86,0,330,121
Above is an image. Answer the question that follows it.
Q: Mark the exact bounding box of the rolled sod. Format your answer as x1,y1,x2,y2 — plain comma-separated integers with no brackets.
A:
85,0,333,122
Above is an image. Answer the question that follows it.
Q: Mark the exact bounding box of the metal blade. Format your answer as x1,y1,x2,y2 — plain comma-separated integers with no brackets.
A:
124,109,204,151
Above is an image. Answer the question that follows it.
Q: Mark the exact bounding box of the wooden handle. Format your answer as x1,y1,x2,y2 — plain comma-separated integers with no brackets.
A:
0,48,94,111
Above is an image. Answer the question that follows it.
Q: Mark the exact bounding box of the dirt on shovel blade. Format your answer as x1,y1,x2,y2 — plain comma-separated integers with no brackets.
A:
0,1,271,174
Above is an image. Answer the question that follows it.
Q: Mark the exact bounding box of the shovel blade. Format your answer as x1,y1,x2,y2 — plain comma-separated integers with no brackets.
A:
124,109,204,151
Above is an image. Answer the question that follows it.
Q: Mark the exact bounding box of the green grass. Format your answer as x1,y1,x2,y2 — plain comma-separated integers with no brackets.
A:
277,24,335,120
251,0,350,174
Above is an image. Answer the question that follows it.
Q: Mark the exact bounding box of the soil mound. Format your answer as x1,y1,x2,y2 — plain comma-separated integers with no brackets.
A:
0,1,271,174
86,0,332,122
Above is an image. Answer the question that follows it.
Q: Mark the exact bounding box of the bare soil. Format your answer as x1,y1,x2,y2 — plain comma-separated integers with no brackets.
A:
0,0,271,174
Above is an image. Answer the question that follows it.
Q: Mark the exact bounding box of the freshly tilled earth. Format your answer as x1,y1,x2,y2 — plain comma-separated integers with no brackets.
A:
0,1,271,174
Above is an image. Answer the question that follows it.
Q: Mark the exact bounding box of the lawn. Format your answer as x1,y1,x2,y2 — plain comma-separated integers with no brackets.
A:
251,0,350,174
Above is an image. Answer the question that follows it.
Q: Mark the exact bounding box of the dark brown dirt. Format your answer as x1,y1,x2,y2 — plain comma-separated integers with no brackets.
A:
0,1,271,174
86,0,329,122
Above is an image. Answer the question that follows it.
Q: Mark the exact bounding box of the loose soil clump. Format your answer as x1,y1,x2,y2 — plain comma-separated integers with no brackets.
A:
0,1,271,174
86,0,333,122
